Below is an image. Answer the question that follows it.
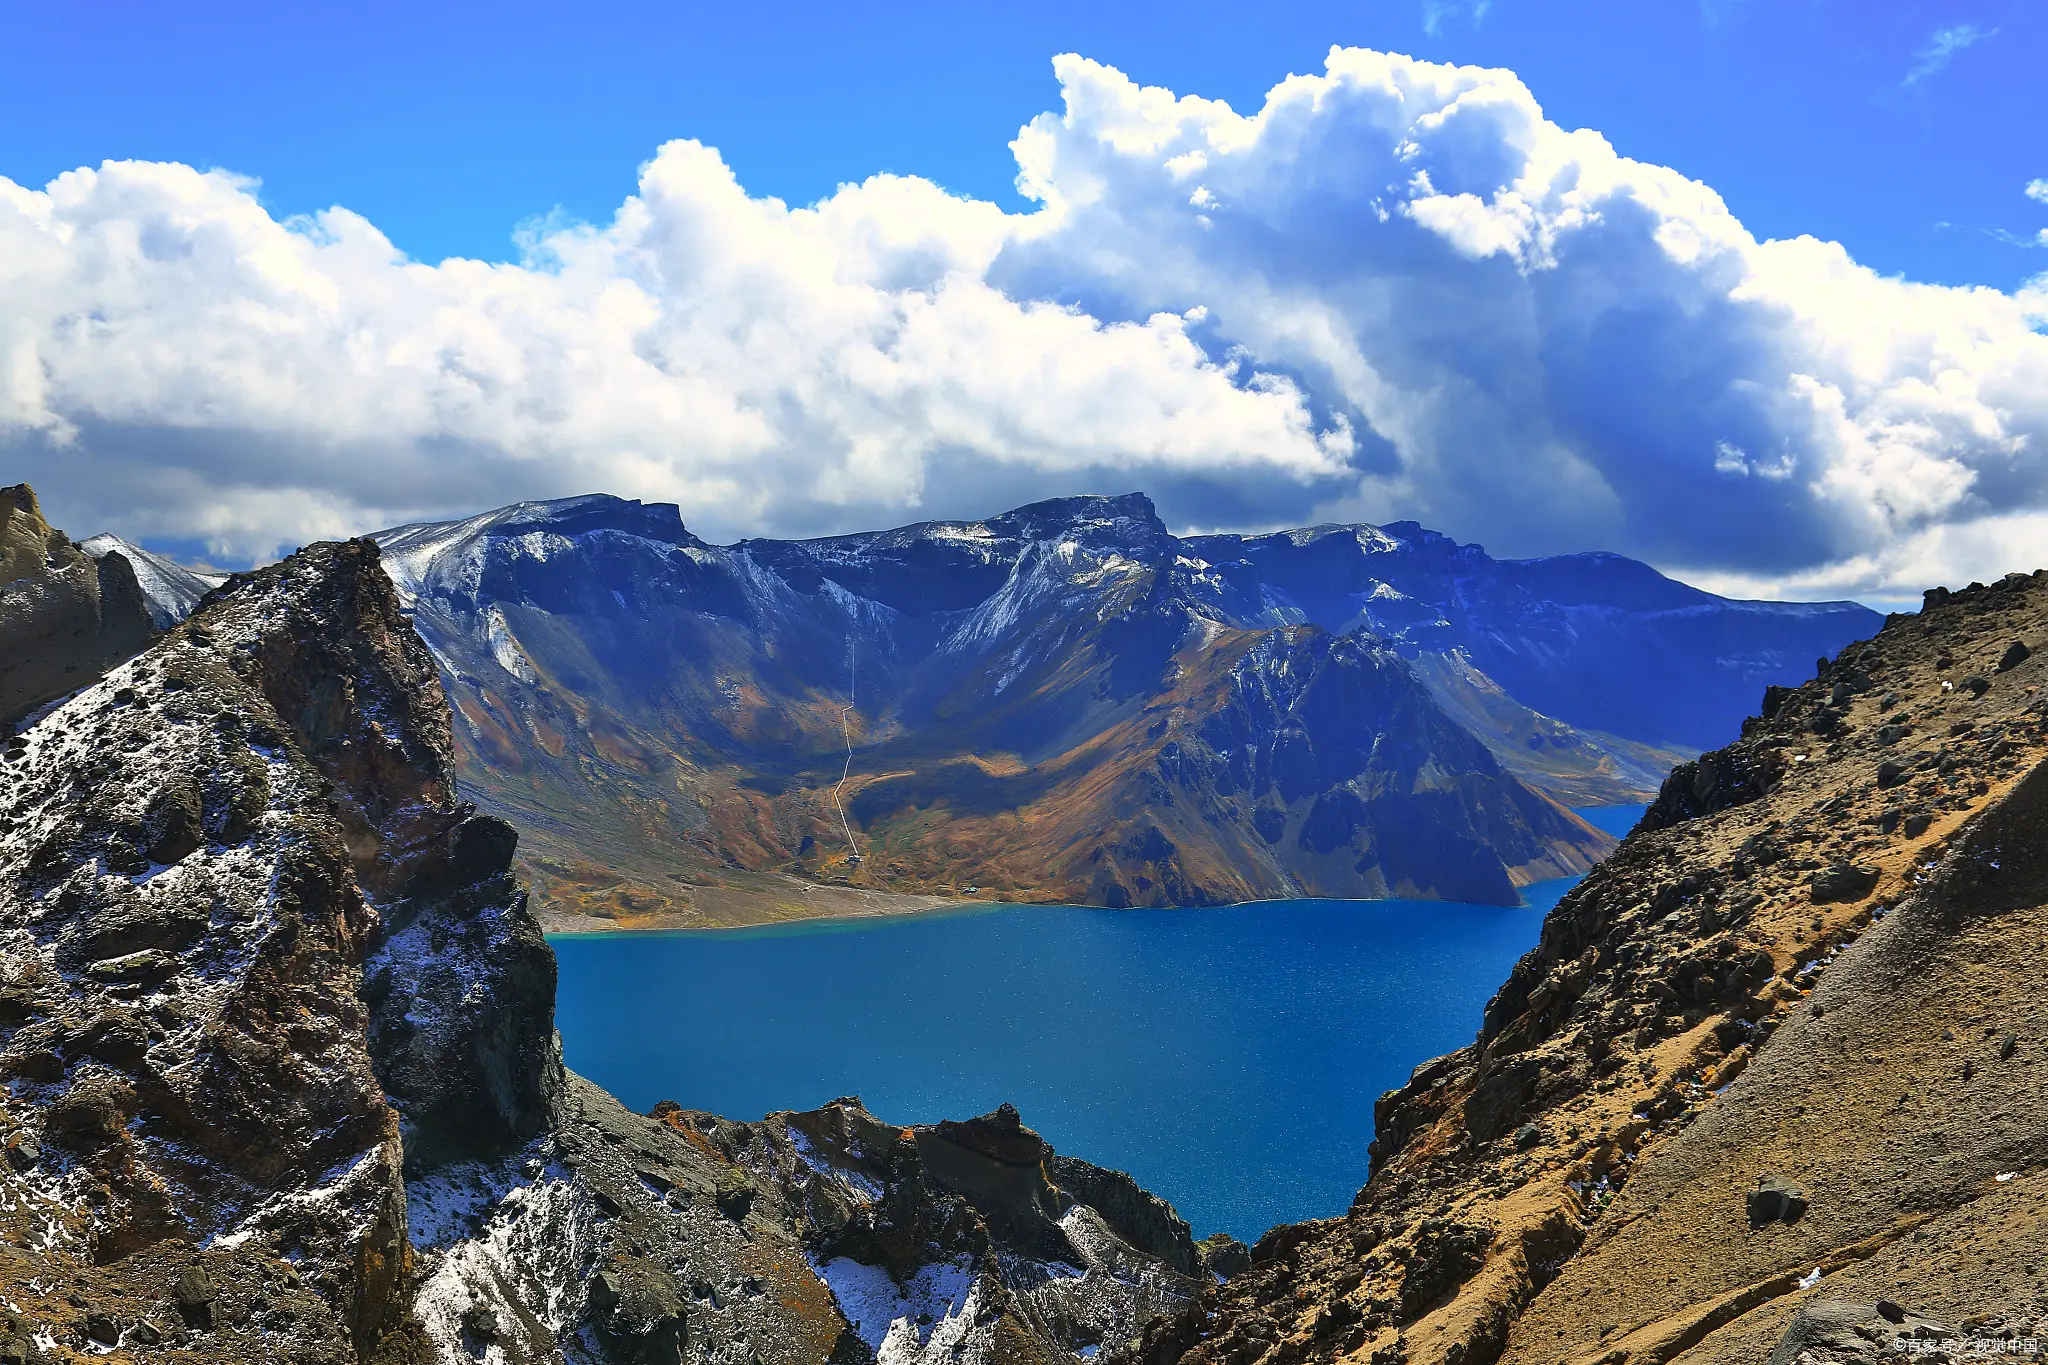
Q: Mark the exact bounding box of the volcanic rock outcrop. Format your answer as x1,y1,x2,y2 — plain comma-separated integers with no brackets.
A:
0,529,1216,1361
76,534,225,631
0,484,156,727
365,493,1876,927
1122,570,2048,1364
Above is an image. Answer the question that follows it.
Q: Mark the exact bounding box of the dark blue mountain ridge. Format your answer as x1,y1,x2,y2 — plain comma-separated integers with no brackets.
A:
369,491,1877,925
1179,517,1881,750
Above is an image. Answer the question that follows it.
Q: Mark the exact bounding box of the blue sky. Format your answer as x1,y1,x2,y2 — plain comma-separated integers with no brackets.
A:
1,0,2045,603
4,0,2040,283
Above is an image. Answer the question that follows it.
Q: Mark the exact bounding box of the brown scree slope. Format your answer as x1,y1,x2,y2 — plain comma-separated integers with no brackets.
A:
1121,569,2048,1364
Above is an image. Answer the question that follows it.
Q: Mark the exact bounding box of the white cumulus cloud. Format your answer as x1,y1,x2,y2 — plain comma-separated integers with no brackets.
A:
3,46,2047,603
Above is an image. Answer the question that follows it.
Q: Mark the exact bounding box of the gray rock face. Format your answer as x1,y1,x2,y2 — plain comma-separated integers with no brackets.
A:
1765,1298,1956,1364
0,484,156,728
0,548,416,1354
412,1085,1209,1365
77,532,226,629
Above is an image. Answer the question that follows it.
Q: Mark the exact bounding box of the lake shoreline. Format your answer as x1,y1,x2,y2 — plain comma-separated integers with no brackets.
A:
536,804,1652,936
542,882,1573,940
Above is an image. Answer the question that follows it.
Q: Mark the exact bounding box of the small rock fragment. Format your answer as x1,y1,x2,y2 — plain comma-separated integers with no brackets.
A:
1811,863,1880,903
172,1265,216,1329
1747,1174,1809,1227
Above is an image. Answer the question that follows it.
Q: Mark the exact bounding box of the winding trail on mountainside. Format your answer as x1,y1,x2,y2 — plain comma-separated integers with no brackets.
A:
830,635,862,862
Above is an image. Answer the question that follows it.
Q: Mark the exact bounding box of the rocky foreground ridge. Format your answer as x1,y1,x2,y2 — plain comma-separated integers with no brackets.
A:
0,531,1223,1362
1124,571,2048,1363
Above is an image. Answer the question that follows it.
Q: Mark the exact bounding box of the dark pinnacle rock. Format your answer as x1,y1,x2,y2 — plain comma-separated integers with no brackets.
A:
1198,1233,1253,1279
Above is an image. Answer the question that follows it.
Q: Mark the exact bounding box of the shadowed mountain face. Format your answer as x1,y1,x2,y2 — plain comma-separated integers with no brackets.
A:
1182,521,1882,752
0,485,157,728
365,494,1872,925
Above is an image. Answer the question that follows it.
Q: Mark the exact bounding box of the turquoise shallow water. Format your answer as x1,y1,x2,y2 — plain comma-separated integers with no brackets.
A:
548,842,1628,1243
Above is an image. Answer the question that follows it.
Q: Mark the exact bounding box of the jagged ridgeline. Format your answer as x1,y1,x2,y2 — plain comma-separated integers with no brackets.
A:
369,493,1877,928
0,529,1236,1362
1125,571,2048,1364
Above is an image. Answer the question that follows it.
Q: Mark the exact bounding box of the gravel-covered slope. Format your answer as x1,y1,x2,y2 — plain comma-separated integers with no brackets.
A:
1121,570,2048,1365
0,535,1211,1363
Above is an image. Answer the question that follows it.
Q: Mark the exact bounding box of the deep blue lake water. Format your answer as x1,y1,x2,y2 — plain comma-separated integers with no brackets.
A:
1577,803,1651,840
550,804,1643,1243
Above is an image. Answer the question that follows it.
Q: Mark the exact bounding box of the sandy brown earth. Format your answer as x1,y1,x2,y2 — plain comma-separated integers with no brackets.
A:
526,861,972,933
1122,569,2048,1365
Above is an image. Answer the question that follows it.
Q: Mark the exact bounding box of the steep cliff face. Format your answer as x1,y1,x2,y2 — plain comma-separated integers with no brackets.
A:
0,485,156,728
1125,570,2048,1364
76,534,225,632
374,494,1616,924
0,535,1214,1362
0,540,473,1358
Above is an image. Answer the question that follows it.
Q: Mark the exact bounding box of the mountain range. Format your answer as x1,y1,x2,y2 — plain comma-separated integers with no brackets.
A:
363,492,1878,925
6,481,2043,1363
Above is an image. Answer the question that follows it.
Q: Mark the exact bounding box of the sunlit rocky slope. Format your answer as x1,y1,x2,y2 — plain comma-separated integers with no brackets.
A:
1124,570,2048,1364
368,493,1874,928
0,525,1222,1362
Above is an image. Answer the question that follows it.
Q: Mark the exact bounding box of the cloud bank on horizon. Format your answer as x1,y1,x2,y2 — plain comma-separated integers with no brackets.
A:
3,47,2046,601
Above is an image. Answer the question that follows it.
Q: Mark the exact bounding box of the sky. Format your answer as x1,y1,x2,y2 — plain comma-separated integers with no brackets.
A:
2,0,2045,605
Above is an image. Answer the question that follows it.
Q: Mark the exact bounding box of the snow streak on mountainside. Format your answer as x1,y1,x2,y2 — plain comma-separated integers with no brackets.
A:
369,492,1877,927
